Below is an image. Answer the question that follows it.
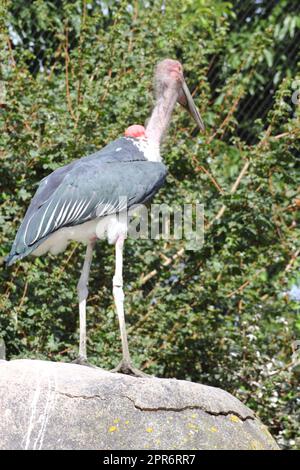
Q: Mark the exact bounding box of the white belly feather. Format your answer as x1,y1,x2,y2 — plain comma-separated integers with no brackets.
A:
32,214,127,257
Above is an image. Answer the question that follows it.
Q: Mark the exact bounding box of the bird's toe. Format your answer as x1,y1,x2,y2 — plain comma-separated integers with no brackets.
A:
72,356,98,368
111,360,151,378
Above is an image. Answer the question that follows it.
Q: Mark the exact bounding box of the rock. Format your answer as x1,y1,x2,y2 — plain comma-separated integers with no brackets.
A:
0,359,279,450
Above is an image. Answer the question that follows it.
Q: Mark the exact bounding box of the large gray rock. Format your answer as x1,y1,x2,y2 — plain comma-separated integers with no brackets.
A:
0,359,279,450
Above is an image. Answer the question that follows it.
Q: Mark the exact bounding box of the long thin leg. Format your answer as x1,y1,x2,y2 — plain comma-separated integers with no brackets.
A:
73,240,95,366
111,234,149,377
113,234,130,363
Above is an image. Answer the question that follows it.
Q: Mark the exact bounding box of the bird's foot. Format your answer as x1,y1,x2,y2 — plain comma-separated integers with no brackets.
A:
111,360,151,378
72,355,98,368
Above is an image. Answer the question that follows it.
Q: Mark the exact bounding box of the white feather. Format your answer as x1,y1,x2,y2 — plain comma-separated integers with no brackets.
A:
69,198,86,222
59,200,73,226
30,200,52,245
54,200,68,228
124,137,161,162
41,199,60,238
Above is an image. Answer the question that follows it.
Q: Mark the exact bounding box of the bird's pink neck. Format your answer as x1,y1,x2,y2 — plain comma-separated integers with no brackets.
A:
145,86,178,147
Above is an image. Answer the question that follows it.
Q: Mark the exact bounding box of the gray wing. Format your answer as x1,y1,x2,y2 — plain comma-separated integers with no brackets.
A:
6,158,167,265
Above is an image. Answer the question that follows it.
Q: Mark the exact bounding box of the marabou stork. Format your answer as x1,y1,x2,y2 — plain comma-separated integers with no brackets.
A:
6,59,204,377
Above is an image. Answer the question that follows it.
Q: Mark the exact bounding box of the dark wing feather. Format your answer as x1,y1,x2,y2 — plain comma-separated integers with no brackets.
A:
6,148,167,265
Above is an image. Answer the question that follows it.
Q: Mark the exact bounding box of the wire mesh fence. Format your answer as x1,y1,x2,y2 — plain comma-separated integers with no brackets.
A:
207,0,300,143
3,0,300,146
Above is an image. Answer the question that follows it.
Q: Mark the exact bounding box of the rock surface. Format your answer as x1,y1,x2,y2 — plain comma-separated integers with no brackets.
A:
0,359,279,450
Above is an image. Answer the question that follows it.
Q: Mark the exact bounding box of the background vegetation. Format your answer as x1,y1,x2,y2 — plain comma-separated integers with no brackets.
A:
0,0,299,449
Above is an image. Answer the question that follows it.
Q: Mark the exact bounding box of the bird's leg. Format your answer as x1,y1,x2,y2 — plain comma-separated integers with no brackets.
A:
111,234,149,378
73,240,97,368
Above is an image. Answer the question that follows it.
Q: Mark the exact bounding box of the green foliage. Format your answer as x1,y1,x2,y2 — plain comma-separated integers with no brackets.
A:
0,0,299,449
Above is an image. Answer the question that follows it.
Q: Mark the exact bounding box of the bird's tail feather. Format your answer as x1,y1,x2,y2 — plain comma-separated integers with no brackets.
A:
6,236,47,266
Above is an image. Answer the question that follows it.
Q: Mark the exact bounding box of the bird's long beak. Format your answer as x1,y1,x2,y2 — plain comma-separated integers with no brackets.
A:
178,80,205,132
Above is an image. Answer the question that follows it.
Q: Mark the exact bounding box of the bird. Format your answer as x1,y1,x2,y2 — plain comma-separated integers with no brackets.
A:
6,59,204,377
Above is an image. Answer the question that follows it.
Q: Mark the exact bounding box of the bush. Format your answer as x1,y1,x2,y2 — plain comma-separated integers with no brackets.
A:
0,0,299,449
